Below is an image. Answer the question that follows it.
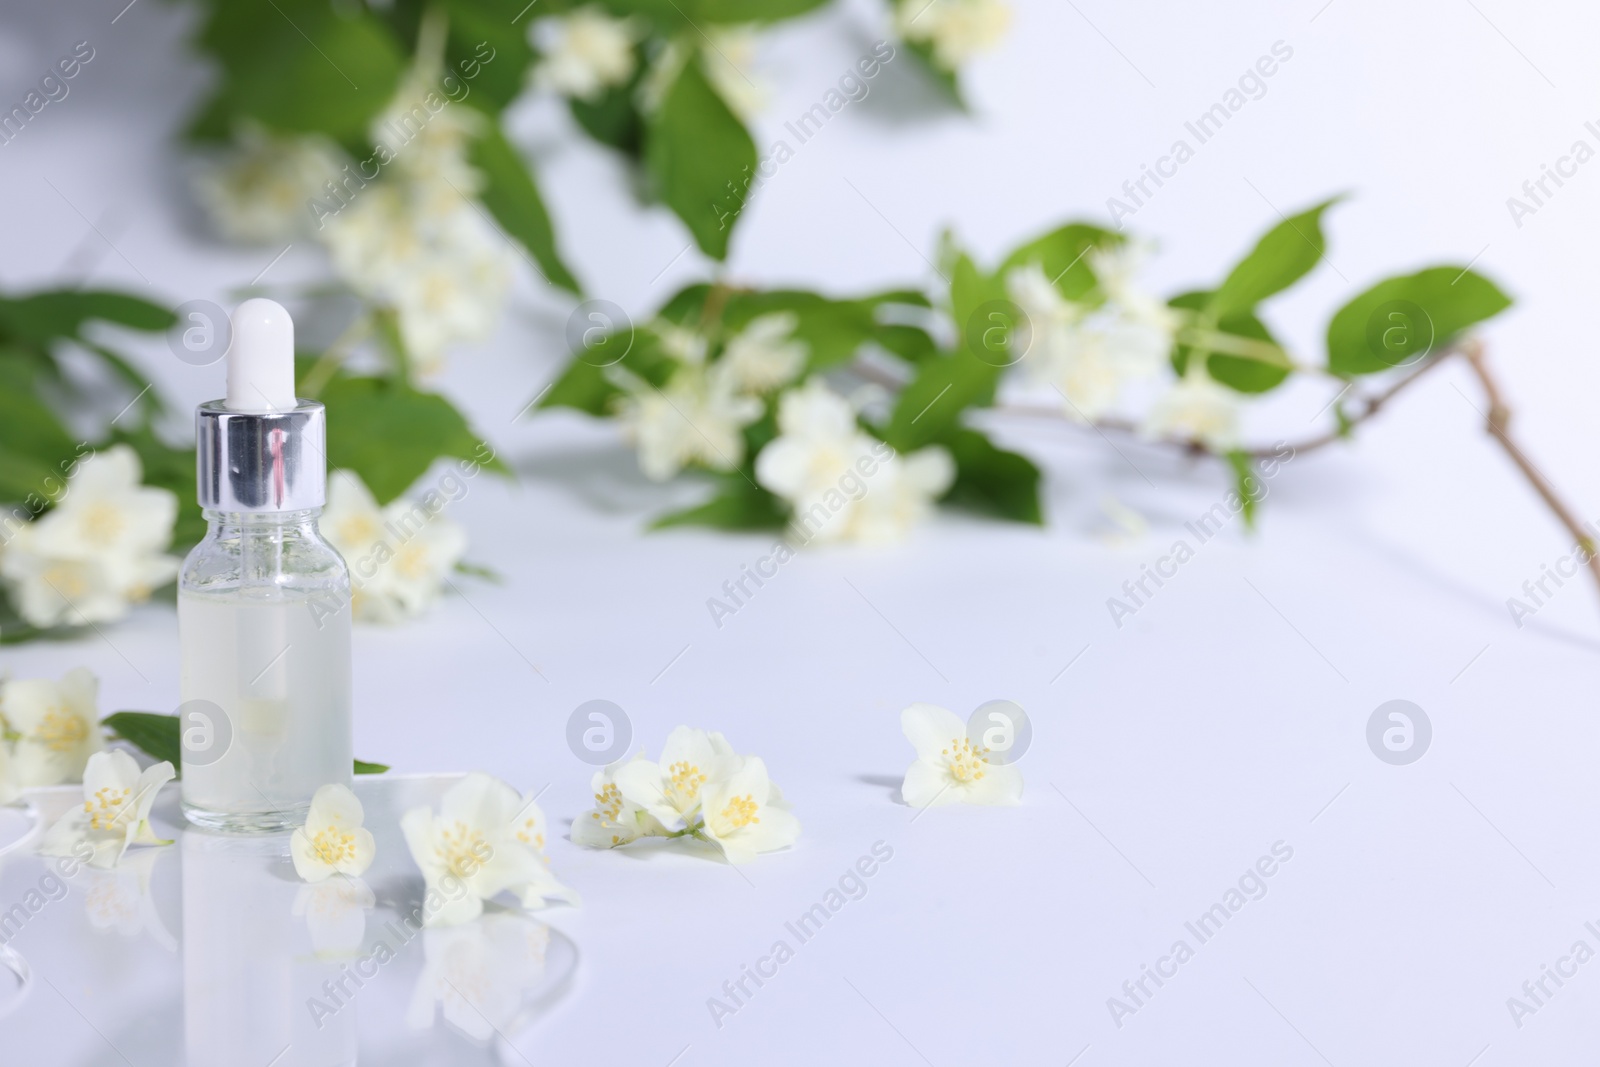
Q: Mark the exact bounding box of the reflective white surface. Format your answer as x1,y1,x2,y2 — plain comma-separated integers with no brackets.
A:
0,775,577,1066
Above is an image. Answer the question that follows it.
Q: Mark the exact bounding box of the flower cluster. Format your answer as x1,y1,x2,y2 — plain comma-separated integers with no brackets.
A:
757,380,953,545
573,726,799,864
193,63,510,373
401,772,576,927
613,314,800,481
320,470,467,624
0,446,179,630
533,7,640,101
0,667,102,791
1006,243,1240,450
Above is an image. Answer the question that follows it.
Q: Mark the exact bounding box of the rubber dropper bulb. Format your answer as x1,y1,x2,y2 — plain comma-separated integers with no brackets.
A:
225,298,296,412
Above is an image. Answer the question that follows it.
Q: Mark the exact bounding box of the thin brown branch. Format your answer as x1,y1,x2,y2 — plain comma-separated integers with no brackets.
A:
984,346,1461,459
1461,339,1600,602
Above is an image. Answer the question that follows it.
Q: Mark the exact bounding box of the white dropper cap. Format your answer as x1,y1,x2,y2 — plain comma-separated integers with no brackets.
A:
225,298,297,412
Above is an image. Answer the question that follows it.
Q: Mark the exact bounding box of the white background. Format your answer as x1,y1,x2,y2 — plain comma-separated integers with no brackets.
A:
2,0,1600,1063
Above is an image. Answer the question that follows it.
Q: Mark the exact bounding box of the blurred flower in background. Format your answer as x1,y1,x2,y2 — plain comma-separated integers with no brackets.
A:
756,380,953,544
533,7,640,101
194,62,511,374
1143,365,1242,451
0,667,102,787
191,122,345,244
720,312,807,394
894,0,1013,71
0,446,179,629
322,471,468,624
1007,244,1174,421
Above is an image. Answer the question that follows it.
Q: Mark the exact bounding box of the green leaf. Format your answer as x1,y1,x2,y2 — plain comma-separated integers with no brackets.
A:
188,1,407,143
107,710,390,777
721,290,920,372
1168,290,1291,395
1211,198,1341,317
651,475,788,530
566,47,647,155
939,428,1042,524
882,254,1006,449
692,0,831,20
540,320,677,415
645,55,759,260
322,374,506,503
900,38,964,108
469,125,582,294
1326,267,1513,375
998,223,1121,301
1226,451,1259,529
0,290,175,342
102,712,182,767
873,323,938,364
883,349,1001,451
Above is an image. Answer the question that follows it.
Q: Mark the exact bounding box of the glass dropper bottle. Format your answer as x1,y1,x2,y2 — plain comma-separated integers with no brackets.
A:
178,298,353,832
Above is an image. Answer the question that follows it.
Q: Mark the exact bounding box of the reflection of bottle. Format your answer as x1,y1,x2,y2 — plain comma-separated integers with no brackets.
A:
179,299,352,832
182,830,358,1067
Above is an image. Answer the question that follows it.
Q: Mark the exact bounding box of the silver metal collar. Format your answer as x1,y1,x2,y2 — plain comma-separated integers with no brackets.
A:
196,400,326,512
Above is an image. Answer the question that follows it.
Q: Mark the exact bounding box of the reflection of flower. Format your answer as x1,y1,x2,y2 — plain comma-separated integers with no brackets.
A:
534,7,639,101
570,752,668,849
721,313,807,394
899,703,1022,808
321,471,467,624
1,667,103,786
291,784,376,883
755,380,952,544
74,847,175,947
0,446,179,629
400,773,576,927
407,913,550,1041
1006,245,1174,422
294,877,375,956
1143,365,1241,451
192,122,346,243
39,750,174,867
895,0,1012,71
